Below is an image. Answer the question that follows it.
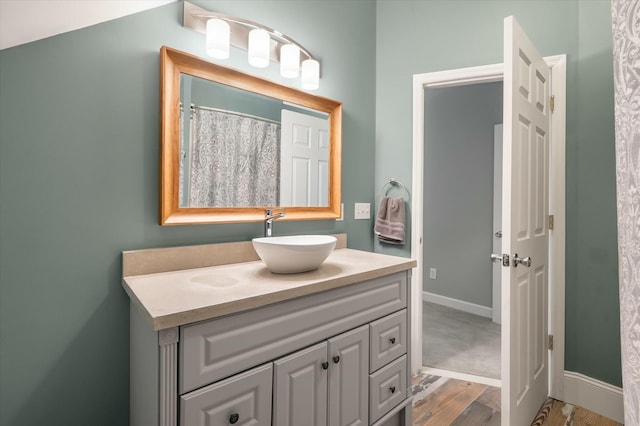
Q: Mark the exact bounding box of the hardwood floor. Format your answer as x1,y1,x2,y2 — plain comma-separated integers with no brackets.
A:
411,373,623,426
413,378,500,425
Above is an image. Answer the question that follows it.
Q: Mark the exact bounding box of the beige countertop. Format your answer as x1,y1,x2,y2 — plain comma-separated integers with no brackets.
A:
123,248,416,331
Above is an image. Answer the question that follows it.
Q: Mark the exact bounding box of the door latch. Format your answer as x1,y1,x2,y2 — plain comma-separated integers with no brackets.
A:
490,253,510,267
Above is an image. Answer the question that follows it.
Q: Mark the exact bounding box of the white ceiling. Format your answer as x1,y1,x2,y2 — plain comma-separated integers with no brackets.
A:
0,0,177,50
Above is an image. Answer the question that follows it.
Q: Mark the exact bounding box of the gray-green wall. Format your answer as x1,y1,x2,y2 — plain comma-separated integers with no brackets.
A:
0,1,375,424
375,0,620,386
423,82,503,307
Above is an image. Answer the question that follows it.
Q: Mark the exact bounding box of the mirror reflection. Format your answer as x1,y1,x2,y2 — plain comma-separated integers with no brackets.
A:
179,74,330,209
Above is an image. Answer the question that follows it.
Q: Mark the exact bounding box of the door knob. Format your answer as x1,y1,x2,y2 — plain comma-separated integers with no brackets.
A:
513,254,532,267
491,253,509,267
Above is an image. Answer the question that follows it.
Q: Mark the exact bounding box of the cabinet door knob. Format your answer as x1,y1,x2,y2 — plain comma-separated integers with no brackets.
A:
389,386,396,394
321,361,329,370
229,413,240,424
389,337,396,344
333,355,340,364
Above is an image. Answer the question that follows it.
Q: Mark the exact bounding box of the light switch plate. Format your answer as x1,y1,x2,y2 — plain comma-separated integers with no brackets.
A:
354,203,370,220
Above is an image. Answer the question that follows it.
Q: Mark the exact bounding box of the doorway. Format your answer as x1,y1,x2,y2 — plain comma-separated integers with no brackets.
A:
421,82,503,383
409,53,567,424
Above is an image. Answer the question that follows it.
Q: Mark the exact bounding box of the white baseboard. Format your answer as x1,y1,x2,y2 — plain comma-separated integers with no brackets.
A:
563,371,624,424
422,291,492,318
421,366,502,388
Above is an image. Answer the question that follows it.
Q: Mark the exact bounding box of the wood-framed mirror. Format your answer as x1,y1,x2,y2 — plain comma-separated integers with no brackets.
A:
159,46,342,225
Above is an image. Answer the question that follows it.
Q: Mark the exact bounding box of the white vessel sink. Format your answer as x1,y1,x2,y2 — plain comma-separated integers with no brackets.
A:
252,235,337,274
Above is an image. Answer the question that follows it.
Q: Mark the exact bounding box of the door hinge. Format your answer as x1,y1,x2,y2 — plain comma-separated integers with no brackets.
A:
550,95,555,113
549,215,554,230
548,335,554,351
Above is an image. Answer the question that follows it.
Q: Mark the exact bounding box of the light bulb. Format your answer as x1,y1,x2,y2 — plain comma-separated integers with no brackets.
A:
280,44,300,78
248,28,270,68
206,19,230,59
301,59,320,90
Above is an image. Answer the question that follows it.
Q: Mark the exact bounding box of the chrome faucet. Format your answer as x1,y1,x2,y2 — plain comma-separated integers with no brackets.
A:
264,209,286,237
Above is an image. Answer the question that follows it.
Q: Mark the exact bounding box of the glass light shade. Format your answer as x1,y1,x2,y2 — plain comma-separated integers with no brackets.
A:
301,59,320,90
248,28,270,68
280,44,300,78
206,19,230,59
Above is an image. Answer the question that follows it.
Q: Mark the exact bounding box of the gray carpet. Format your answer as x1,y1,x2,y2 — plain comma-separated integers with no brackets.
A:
422,301,501,379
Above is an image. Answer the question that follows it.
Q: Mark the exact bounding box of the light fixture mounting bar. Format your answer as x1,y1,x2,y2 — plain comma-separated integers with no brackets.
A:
183,1,316,64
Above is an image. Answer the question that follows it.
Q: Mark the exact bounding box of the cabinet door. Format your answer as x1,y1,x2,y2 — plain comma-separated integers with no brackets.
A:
180,363,272,426
274,342,328,426
328,325,369,426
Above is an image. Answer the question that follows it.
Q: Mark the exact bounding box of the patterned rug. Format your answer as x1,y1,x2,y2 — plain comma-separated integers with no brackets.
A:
531,398,555,425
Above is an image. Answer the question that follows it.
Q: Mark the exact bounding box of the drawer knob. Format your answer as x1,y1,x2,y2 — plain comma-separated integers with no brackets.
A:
229,413,240,424
389,337,396,344
321,361,329,370
333,355,340,364
389,386,396,394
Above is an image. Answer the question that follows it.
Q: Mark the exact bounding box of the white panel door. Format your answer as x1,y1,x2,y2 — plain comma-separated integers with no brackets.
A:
280,109,329,206
327,325,369,426
502,16,550,426
274,342,328,426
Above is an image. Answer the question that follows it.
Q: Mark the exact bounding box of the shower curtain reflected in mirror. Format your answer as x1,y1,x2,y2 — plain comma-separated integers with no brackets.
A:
186,108,281,207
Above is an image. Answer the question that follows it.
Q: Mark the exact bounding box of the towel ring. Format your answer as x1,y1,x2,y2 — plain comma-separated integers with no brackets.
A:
381,178,410,200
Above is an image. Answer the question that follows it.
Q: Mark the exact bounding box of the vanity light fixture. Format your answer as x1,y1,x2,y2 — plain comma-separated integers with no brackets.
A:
183,1,320,90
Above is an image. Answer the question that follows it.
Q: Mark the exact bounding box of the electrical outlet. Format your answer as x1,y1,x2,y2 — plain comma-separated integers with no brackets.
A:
354,203,370,220
429,268,437,279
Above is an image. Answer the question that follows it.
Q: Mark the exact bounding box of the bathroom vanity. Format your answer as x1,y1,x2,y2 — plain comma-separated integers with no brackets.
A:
123,236,415,426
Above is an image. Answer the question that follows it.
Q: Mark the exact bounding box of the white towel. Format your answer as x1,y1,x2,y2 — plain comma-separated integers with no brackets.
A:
374,197,406,245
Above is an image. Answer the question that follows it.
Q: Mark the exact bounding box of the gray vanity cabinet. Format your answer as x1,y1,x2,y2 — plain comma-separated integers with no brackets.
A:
129,270,413,426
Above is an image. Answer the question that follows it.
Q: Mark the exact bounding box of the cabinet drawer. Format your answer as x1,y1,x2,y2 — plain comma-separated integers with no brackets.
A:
369,355,407,424
180,272,407,393
369,310,407,372
180,363,272,426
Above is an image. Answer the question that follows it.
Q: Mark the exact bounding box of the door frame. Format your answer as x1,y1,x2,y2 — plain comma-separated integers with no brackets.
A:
492,123,503,325
410,55,566,401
